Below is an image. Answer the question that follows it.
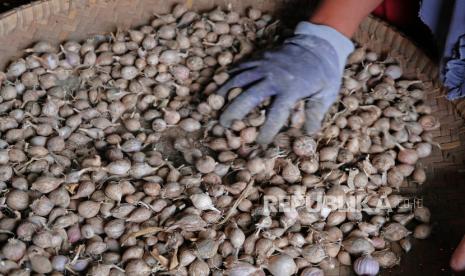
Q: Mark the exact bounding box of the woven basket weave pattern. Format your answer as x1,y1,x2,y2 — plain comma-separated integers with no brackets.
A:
0,0,464,275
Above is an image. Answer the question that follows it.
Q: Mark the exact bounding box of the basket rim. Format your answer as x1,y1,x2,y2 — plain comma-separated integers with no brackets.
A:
0,0,45,21
0,1,436,63
357,15,440,82
0,0,69,34
0,1,441,76
357,16,465,123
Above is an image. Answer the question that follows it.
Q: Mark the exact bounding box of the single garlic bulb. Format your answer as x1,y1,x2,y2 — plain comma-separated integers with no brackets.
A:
354,255,379,276
266,254,297,276
301,267,324,276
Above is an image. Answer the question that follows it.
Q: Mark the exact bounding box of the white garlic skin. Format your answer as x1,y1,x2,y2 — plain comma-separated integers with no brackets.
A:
300,267,324,276
353,256,379,276
266,254,297,276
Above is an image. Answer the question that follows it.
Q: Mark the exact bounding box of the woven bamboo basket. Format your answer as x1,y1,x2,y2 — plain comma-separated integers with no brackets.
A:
0,0,464,275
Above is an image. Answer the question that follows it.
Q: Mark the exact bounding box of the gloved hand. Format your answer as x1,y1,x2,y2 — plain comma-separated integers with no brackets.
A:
444,36,465,100
217,21,354,144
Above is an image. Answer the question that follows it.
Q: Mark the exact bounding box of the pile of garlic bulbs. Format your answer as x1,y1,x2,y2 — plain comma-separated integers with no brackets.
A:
0,4,437,276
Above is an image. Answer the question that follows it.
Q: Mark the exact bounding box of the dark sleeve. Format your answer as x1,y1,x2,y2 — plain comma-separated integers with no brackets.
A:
420,0,465,100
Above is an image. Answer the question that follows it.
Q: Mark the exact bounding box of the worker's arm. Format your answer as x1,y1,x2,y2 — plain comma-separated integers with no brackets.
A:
218,0,382,144
311,0,383,37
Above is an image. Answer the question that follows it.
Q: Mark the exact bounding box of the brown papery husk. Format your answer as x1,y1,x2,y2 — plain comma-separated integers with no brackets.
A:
301,244,326,264
396,164,415,177
418,115,440,131
2,239,27,261
372,250,399,268
188,258,210,276
281,161,301,183
415,142,432,158
31,176,64,193
387,168,404,188
77,200,101,218
414,206,431,223
337,251,352,265
412,167,426,184
300,158,319,174
382,223,410,241
265,254,297,276
413,224,432,239
319,146,339,162
397,149,419,165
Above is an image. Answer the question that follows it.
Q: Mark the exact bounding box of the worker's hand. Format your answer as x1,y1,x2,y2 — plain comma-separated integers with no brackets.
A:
217,21,354,144
451,235,465,272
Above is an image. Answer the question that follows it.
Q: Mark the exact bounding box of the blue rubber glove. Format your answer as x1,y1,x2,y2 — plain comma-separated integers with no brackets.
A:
217,22,354,144
444,36,465,100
